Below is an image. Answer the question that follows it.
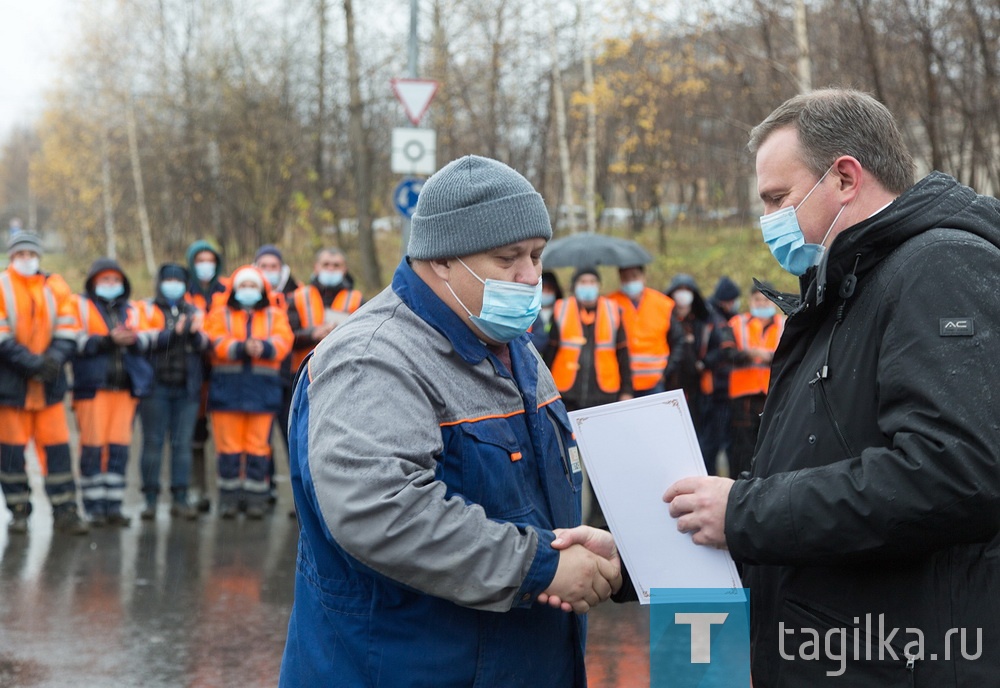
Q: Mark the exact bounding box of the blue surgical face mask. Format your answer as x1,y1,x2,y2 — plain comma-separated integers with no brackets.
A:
261,270,281,288
540,292,556,308
621,280,644,298
95,283,124,301
235,287,261,307
575,284,600,303
446,258,542,343
194,261,216,282
751,305,776,319
318,269,344,288
160,280,186,302
759,165,847,276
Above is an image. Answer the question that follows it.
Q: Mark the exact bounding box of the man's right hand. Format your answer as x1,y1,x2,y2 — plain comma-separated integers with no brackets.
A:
540,543,620,614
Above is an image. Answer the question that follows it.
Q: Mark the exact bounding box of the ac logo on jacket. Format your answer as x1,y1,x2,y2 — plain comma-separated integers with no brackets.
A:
939,318,974,336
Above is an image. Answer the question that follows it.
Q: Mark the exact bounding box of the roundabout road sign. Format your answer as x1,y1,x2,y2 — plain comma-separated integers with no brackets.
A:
393,178,424,218
391,128,436,175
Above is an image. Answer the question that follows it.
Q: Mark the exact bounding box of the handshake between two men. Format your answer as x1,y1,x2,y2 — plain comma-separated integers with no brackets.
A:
534,475,735,614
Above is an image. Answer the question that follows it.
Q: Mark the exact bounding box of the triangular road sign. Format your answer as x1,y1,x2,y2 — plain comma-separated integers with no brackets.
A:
391,78,440,126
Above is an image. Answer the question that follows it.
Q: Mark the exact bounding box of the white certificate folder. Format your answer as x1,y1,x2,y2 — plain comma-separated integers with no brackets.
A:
568,390,742,604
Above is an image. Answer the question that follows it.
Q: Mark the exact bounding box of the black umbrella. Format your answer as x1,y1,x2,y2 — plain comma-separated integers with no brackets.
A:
542,232,653,269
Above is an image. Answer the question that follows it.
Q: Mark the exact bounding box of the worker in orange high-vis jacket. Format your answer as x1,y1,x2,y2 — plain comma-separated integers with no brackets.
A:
545,267,632,527
609,264,686,397
254,244,301,507
204,266,293,519
72,258,154,527
545,267,633,412
287,248,363,374
727,283,785,479
0,232,89,535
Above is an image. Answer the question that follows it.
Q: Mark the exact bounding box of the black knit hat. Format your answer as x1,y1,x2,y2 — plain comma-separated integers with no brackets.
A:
255,244,283,263
572,266,600,285
712,276,741,302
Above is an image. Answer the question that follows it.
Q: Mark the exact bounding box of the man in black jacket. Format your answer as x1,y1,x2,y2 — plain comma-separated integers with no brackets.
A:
662,89,1000,685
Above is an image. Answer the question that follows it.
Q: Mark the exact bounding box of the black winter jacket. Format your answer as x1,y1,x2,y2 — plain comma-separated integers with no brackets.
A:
727,173,1000,686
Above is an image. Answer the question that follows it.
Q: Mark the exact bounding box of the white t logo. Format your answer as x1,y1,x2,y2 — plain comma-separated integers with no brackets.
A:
675,612,729,663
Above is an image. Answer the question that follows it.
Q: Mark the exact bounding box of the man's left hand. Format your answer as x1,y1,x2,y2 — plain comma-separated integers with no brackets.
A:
663,476,734,549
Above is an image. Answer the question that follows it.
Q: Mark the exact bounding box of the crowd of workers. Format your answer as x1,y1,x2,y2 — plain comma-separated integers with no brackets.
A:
0,232,362,534
0,223,783,535
533,264,784,524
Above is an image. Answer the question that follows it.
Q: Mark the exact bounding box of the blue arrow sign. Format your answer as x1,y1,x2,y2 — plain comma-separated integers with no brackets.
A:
393,177,424,218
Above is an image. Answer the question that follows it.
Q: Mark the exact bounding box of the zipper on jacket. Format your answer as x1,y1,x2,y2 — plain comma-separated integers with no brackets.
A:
810,374,856,457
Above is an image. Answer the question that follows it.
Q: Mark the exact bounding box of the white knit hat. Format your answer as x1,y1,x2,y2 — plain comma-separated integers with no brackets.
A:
232,267,264,290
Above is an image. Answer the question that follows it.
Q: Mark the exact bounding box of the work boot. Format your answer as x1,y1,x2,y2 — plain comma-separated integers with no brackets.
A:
170,502,198,521
245,504,265,520
106,511,132,527
7,504,29,534
141,494,157,521
53,507,90,535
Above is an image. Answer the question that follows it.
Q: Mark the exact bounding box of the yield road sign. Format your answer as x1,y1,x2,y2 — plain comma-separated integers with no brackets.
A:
393,178,424,218
391,128,436,175
391,78,440,125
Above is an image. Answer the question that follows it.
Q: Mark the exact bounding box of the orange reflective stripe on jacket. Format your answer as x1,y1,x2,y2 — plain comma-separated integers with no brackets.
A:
728,312,785,398
609,287,674,392
290,285,362,370
550,297,622,394
0,269,78,353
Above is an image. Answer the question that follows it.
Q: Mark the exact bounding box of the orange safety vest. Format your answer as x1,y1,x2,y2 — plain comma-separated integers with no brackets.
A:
550,297,622,394
0,269,78,409
609,287,675,392
0,269,78,355
290,284,363,370
728,312,785,398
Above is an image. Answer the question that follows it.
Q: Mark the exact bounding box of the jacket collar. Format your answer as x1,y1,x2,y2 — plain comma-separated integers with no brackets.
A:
392,257,502,367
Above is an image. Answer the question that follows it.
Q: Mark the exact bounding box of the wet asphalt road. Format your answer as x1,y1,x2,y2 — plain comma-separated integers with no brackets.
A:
0,440,649,688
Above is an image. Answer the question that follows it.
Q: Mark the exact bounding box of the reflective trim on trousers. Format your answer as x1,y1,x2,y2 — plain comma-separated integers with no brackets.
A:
243,478,269,494
3,491,30,505
0,444,29,499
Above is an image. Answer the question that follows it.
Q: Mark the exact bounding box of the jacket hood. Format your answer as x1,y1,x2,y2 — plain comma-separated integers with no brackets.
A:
665,273,709,320
186,240,224,281
765,172,1000,314
223,264,272,310
84,257,131,300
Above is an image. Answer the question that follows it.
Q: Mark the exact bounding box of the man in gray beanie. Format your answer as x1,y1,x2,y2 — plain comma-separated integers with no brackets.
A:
280,155,620,687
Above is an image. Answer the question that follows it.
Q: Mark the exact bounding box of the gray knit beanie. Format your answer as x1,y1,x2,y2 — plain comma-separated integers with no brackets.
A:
6,231,43,256
408,155,552,260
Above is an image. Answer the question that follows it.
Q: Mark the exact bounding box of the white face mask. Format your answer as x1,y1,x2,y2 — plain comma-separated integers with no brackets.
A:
11,256,40,276
672,289,694,308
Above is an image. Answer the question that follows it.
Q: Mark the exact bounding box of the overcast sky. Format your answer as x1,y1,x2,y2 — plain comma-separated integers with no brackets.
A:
0,1,75,138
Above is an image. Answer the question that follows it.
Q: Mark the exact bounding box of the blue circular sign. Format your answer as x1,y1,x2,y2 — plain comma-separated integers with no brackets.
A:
393,178,424,218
